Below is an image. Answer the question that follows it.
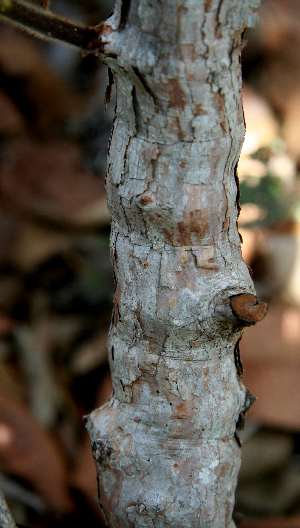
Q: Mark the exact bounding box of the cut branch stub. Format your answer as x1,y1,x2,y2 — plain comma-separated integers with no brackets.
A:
230,293,268,325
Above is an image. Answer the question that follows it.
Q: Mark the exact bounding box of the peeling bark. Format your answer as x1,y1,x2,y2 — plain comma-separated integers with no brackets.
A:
86,1,264,526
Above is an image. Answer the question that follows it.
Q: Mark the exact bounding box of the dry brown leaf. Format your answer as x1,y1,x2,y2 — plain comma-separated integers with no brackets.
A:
0,26,81,136
0,138,108,228
0,384,74,513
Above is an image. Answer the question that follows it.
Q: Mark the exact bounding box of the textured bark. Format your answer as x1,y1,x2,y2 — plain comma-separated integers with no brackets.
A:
0,490,17,528
86,1,264,527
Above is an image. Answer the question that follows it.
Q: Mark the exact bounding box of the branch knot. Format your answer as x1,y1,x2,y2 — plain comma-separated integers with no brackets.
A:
230,293,267,325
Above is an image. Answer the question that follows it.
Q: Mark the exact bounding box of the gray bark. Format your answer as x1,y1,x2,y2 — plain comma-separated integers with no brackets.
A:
86,1,264,527
0,490,17,528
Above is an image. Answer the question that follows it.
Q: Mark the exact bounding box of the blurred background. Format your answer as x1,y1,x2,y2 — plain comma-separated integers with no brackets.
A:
0,1,299,527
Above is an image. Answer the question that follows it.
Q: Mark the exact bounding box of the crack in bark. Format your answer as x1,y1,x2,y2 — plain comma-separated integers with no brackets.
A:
132,66,156,102
234,161,241,217
105,67,114,108
216,0,226,36
119,0,131,29
131,86,142,135
233,336,243,378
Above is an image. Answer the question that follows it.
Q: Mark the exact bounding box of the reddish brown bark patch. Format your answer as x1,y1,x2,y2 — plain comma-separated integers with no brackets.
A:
193,104,208,116
173,211,208,246
113,282,121,325
158,210,209,246
174,400,194,419
205,0,212,11
166,79,185,109
139,195,153,206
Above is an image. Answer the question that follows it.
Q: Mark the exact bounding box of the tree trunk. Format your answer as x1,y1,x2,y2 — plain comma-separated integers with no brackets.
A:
86,1,265,526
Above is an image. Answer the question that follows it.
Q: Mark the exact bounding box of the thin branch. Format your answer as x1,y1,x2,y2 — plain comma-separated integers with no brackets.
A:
0,489,17,528
0,0,101,51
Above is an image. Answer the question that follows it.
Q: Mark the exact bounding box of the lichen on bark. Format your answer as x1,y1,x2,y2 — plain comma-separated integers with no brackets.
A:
86,1,264,526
